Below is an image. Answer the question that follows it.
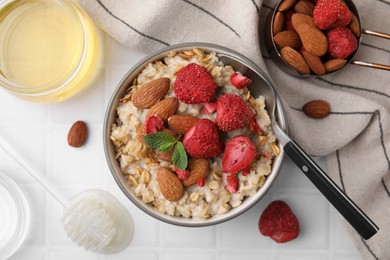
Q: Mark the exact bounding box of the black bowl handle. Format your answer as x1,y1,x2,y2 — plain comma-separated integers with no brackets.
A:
284,140,379,240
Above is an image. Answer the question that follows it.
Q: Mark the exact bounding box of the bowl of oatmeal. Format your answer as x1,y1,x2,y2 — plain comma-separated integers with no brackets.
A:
104,43,286,226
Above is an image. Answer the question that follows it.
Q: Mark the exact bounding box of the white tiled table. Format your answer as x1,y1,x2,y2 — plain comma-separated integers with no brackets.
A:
1,32,362,260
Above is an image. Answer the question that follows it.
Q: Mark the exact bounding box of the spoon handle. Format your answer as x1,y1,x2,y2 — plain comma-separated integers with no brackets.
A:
284,140,379,240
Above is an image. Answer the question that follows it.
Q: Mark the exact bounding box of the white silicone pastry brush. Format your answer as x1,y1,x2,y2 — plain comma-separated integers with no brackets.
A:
0,135,133,254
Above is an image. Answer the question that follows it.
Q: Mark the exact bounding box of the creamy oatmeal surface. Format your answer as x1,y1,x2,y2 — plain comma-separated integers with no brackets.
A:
110,49,279,219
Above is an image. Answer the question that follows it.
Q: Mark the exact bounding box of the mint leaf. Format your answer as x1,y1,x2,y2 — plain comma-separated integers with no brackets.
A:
143,132,176,148
157,142,175,153
172,142,188,170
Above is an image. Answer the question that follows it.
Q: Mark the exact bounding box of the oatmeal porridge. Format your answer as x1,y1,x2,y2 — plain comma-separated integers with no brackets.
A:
110,48,279,219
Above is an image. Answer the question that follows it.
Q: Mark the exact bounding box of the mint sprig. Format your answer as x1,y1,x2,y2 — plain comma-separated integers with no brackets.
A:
143,132,188,170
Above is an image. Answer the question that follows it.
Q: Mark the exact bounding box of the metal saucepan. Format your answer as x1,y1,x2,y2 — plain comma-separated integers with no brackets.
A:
104,43,378,239
265,0,390,76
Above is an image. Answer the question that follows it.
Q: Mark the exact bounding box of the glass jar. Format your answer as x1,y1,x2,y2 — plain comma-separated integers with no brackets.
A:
0,0,101,103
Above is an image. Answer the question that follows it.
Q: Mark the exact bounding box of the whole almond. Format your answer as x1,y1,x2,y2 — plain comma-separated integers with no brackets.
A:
291,13,316,33
156,167,184,201
302,51,326,75
274,31,302,49
298,24,328,57
183,158,210,187
349,13,361,37
131,77,170,108
302,100,331,119
280,47,310,75
273,11,285,35
67,121,88,148
278,0,297,11
168,114,199,134
324,59,347,73
146,97,179,121
294,0,314,16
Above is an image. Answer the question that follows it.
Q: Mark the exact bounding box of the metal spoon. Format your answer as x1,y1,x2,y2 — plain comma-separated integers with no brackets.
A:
217,49,379,240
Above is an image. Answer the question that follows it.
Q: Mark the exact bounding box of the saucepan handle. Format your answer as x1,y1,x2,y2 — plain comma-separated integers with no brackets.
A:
351,29,390,71
284,140,379,240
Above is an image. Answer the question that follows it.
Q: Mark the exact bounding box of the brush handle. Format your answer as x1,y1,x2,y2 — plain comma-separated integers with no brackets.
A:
0,135,67,206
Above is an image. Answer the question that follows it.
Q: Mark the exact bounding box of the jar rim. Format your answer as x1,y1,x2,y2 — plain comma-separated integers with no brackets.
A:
0,0,89,96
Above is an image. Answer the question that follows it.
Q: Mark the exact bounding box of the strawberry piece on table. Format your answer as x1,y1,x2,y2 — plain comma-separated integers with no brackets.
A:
327,26,358,59
229,72,252,89
145,115,164,134
174,63,216,104
258,200,300,243
222,135,257,174
183,119,223,158
216,93,253,132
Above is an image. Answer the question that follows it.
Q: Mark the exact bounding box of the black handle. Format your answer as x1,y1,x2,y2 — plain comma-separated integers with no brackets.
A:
284,141,379,240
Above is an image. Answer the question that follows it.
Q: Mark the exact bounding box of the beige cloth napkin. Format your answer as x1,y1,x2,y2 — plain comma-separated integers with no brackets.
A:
76,0,390,258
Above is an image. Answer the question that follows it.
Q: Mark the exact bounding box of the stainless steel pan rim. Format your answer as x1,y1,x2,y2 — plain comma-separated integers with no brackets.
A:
103,42,287,227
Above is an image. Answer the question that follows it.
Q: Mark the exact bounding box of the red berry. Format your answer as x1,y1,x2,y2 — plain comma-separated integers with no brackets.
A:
283,10,296,32
313,0,352,30
216,94,253,132
175,167,189,180
222,135,257,174
229,72,252,89
145,115,164,134
197,177,205,187
183,119,223,158
203,102,217,115
174,63,216,104
259,200,300,243
226,174,239,193
328,26,358,59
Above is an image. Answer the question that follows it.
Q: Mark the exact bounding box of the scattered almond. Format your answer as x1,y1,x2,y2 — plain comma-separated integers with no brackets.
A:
168,114,199,134
280,47,310,75
183,158,210,187
291,13,316,33
156,167,184,201
302,51,325,75
131,77,170,108
294,0,314,16
274,31,302,49
349,13,361,37
324,59,347,73
298,24,328,57
302,100,331,119
67,121,88,148
146,97,179,121
273,11,285,35
278,0,297,11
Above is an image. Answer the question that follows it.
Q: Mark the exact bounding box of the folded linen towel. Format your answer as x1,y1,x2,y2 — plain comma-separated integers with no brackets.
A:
76,0,390,258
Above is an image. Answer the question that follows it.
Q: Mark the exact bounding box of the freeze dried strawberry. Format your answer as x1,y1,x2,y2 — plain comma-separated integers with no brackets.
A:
183,119,223,158
197,177,205,187
203,102,217,114
175,167,189,180
216,93,254,132
230,72,252,89
283,10,296,31
258,200,300,243
249,116,261,134
313,0,352,30
222,135,257,174
226,174,239,193
328,26,358,59
145,115,164,134
174,63,216,104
